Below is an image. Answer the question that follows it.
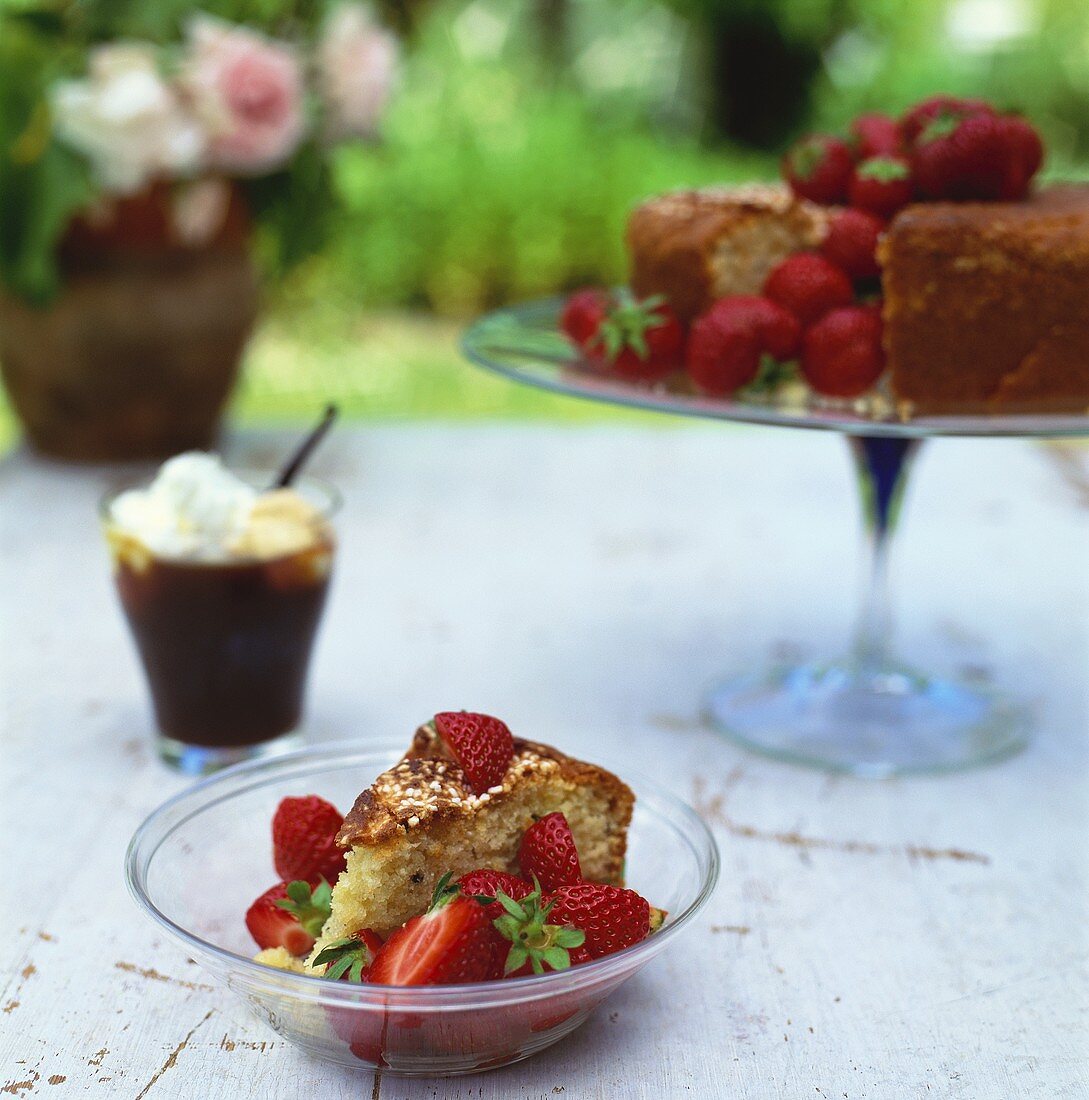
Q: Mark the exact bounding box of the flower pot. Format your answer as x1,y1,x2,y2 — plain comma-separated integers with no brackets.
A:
0,184,259,462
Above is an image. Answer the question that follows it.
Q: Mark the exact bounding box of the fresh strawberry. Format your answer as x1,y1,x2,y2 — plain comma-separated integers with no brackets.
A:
686,295,800,397
801,305,886,398
519,813,582,892
585,292,684,382
272,795,345,886
686,309,761,397
312,928,384,982
998,114,1044,199
782,134,854,205
714,295,802,360
763,253,854,328
245,879,332,956
368,874,506,985
848,156,914,218
911,108,1042,202
850,113,901,159
546,883,651,965
820,209,884,280
457,869,533,920
491,879,586,977
561,288,612,348
433,711,514,793
899,95,994,147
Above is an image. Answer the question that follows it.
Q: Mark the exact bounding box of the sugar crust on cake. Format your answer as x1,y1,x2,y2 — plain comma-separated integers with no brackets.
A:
303,725,635,957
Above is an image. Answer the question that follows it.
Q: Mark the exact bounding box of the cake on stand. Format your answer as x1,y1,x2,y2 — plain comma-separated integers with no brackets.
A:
462,299,1089,777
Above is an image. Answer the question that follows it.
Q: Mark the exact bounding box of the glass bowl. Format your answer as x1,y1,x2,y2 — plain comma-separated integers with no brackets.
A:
125,742,719,1077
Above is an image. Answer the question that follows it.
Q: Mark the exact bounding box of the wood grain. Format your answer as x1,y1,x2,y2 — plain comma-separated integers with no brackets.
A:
1,427,1086,1098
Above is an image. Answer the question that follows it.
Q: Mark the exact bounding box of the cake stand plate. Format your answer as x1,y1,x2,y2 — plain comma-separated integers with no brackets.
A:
462,298,1089,777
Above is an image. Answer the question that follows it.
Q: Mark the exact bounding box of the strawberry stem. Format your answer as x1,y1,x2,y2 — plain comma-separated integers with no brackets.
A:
491,877,585,975
594,290,666,362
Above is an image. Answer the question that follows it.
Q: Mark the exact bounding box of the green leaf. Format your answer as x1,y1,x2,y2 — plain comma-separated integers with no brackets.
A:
276,880,333,936
325,955,355,981
429,871,458,910
555,928,585,948
542,947,571,970
312,932,375,982
0,21,93,303
504,946,528,975
312,936,360,968
496,893,528,921
857,156,909,182
919,112,962,145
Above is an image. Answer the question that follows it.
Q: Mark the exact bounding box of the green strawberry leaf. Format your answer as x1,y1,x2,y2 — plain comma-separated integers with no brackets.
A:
919,111,962,145
429,871,459,911
542,946,572,971
276,879,333,937
491,880,584,976
741,354,799,396
593,290,667,363
858,157,909,182
312,933,376,982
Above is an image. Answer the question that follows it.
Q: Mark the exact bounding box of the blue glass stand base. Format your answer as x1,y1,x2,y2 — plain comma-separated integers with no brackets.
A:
157,730,305,776
704,661,1030,778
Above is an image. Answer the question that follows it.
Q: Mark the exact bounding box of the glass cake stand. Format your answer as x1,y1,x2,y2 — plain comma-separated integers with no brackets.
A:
462,297,1089,777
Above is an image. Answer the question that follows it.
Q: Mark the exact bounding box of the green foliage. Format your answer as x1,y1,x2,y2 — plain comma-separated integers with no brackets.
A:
27,0,337,45
0,0,354,300
287,0,770,317
0,13,93,301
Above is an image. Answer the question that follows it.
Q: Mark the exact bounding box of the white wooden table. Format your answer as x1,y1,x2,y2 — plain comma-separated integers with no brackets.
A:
2,425,1087,1099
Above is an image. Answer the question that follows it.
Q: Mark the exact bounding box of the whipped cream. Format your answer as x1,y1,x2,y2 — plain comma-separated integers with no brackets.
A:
109,452,325,562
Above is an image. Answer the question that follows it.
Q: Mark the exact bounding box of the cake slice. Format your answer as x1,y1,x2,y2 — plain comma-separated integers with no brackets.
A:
627,183,830,323
880,184,1089,415
310,722,634,953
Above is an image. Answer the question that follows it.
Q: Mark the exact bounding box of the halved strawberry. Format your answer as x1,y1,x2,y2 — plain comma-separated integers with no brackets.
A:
245,879,332,956
457,869,533,920
546,882,651,965
272,795,345,885
368,874,506,985
519,812,582,892
433,711,514,793
313,927,385,982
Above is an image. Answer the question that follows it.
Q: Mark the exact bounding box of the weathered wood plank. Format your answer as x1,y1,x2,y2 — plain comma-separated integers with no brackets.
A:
1,428,1086,1098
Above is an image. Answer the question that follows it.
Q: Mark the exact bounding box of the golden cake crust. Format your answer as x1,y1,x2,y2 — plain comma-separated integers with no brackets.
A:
627,183,830,322
337,725,634,849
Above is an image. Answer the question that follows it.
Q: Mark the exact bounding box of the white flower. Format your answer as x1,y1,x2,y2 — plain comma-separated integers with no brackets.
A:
183,16,306,175
52,43,204,195
317,3,398,140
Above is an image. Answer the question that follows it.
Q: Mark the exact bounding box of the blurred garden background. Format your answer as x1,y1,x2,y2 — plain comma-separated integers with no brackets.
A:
4,0,1089,451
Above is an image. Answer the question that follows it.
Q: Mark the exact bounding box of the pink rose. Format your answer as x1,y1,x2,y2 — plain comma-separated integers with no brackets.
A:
185,17,305,174
318,4,398,140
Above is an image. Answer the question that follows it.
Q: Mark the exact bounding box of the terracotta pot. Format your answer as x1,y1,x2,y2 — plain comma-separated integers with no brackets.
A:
0,183,259,462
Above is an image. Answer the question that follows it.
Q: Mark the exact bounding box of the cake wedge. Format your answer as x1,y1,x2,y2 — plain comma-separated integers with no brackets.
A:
309,718,634,956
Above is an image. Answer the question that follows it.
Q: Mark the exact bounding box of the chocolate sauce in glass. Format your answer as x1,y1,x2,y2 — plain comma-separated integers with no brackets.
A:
114,544,331,748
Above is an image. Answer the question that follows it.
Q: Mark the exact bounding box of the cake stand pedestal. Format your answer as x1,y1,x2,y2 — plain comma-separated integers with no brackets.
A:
462,298,1089,776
